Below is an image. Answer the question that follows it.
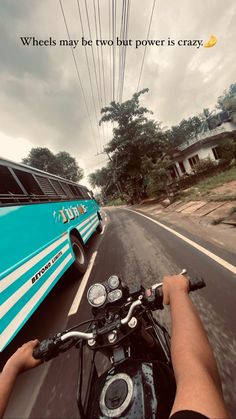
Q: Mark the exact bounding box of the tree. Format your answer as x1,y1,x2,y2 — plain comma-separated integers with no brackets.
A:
22,147,84,182
22,147,57,173
97,89,168,203
55,151,84,182
217,83,236,111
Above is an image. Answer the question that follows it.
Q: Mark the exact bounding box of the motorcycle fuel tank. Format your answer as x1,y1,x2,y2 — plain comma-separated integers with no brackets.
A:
87,359,175,418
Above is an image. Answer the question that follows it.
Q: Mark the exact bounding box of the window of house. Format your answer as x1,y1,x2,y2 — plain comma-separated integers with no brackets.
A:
188,154,200,169
212,146,222,160
178,161,186,174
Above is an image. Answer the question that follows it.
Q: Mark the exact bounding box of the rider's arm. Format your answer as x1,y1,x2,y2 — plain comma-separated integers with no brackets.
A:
0,340,41,418
162,275,229,419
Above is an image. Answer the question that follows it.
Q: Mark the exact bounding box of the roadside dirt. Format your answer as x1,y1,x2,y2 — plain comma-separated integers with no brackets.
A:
211,180,236,196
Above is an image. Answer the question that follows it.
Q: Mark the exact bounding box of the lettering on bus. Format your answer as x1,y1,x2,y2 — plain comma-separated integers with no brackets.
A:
58,205,87,224
31,250,63,284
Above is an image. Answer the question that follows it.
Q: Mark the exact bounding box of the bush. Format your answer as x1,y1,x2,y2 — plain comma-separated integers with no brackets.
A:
193,158,217,174
218,137,236,163
106,198,126,206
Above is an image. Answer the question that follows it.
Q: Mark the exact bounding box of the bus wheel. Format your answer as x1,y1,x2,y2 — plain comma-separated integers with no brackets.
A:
96,222,103,234
70,235,88,274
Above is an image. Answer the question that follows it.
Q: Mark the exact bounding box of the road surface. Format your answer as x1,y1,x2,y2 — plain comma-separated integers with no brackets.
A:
2,207,236,418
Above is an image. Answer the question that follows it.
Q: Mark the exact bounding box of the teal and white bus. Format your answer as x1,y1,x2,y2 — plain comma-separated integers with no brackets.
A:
0,158,102,351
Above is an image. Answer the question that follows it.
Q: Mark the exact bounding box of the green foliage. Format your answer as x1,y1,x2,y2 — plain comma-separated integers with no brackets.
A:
142,156,171,196
192,158,217,174
92,89,168,203
106,198,126,206
22,147,83,182
217,83,236,111
218,138,236,163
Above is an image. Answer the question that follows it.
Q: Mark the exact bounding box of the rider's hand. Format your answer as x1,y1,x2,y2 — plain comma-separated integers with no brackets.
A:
162,275,189,305
3,340,42,376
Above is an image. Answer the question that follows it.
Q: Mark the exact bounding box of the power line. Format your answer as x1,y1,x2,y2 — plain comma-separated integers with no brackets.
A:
120,0,131,102
93,0,103,108
58,0,98,153
76,0,102,151
108,0,112,104
112,0,116,102
84,0,105,149
117,0,125,102
97,0,107,106
136,0,156,92
84,0,102,109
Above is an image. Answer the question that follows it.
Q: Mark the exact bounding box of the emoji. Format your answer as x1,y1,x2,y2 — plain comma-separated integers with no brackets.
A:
204,35,217,48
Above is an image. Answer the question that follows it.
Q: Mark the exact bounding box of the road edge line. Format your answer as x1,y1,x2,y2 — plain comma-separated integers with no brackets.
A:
68,251,98,316
126,209,236,275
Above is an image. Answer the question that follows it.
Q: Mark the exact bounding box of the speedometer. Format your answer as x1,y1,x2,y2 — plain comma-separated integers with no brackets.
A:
87,283,107,307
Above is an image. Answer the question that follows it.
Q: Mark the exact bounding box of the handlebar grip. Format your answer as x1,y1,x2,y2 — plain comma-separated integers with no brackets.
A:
189,277,206,292
32,338,57,361
33,346,44,360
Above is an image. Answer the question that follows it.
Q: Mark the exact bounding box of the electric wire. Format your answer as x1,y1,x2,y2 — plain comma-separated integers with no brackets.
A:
97,0,107,106
84,0,102,109
84,0,105,149
136,0,156,92
112,0,116,102
108,0,112,104
120,0,131,102
76,0,102,151
58,0,98,153
116,0,125,102
93,0,103,107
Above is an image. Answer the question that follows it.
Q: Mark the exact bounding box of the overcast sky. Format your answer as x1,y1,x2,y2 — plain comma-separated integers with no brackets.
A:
0,0,235,186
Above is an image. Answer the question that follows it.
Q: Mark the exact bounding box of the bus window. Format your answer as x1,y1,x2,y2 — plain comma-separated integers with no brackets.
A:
60,182,74,198
35,175,58,197
50,179,67,198
13,169,43,196
0,165,24,196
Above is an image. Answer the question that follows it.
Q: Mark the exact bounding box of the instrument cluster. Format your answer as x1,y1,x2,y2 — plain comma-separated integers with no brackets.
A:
87,275,123,308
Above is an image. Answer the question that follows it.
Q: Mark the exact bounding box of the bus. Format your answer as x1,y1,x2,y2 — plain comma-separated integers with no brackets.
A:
0,158,102,351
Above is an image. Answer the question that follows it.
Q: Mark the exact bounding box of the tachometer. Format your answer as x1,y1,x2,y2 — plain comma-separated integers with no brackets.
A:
107,275,120,290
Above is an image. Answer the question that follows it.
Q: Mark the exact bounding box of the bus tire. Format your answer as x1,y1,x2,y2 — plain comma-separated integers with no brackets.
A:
96,222,103,234
70,235,88,274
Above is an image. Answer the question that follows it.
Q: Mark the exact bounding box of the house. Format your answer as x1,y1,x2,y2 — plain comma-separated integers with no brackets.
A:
169,111,236,180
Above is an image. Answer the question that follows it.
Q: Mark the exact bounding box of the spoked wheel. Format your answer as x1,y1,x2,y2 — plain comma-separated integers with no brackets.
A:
70,235,88,274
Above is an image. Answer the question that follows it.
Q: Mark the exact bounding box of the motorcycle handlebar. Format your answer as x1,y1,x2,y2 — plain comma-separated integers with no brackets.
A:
33,275,206,360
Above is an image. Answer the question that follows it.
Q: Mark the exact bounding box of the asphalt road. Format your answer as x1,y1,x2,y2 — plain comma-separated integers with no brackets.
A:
2,207,236,418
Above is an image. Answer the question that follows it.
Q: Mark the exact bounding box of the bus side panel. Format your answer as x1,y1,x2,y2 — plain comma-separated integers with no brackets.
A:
0,199,100,351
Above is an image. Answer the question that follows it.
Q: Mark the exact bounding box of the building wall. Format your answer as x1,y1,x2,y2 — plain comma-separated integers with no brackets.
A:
175,142,219,176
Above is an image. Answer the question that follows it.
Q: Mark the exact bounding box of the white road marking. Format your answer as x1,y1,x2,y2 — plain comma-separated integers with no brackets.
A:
101,225,106,235
68,251,98,316
126,209,236,276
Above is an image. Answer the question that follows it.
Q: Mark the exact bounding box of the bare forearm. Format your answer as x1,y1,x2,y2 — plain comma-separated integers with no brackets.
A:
0,369,17,418
169,290,222,389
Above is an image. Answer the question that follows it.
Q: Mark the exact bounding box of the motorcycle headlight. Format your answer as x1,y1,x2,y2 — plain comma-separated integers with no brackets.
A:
107,275,120,290
87,283,107,307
